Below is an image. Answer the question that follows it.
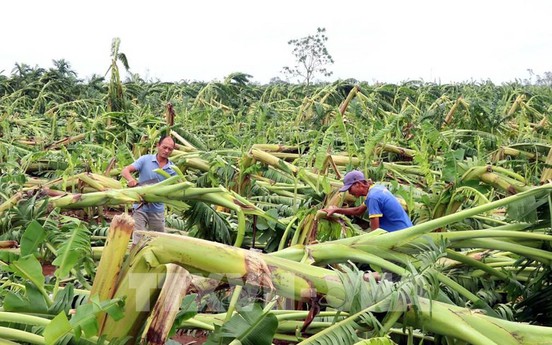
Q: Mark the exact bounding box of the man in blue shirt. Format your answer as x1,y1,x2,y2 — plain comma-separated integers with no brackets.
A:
121,135,177,233
324,170,412,232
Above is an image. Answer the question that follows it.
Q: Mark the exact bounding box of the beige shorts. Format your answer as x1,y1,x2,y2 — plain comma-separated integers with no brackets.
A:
132,210,165,244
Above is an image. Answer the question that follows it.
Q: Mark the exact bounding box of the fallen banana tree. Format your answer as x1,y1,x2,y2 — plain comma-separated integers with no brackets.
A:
43,175,276,247
79,209,552,344
3,165,551,343
33,182,550,344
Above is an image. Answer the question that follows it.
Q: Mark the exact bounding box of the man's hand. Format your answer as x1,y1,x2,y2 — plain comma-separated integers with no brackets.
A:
323,205,338,217
121,165,139,188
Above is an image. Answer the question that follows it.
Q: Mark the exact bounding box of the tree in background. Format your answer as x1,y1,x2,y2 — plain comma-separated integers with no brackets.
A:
282,27,334,85
105,37,130,113
523,69,552,86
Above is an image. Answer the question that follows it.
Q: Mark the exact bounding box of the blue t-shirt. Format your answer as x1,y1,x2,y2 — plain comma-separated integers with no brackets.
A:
131,154,176,212
364,185,412,232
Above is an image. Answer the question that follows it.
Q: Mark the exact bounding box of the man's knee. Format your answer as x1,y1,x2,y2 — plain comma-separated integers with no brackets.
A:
133,210,148,230
148,212,166,232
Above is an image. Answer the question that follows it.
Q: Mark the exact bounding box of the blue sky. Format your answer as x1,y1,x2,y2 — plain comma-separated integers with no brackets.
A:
1,0,551,84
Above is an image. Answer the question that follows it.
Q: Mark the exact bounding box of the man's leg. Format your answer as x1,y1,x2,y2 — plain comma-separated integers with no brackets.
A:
147,212,166,233
133,210,148,230
132,210,149,244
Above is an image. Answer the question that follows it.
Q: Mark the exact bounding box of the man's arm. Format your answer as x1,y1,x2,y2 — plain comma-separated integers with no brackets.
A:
121,165,138,187
324,204,367,217
369,216,380,230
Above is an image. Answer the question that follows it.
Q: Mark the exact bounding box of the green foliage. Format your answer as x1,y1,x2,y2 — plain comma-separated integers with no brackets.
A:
19,220,46,256
442,148,465,183
51,218,91,279
169,294,199,338
353,338,397,345
185,201,233,244
363,113,403,166
302,240,449,344
204,303,278,345
1,193,50,241
173,126,209,151
505,192,549,223
516,269,552,325
7,255,48,300
2,54,552,344
106,37,129,113
2,254,52,313
3,281,49,313
316,219,354,241
410,121,445,187
44,295,126,344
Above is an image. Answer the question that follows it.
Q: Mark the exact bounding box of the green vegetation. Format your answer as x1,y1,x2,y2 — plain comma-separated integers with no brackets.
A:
0,46,551,344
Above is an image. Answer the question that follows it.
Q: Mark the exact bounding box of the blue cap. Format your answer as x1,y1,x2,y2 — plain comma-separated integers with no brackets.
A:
339,170,366,192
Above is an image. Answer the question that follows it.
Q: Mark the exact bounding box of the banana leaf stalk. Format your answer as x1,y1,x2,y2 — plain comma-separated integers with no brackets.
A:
361,184,552,250
479,172,529,194
99,230,552,344
141,264,191,345
404,297,552,345
540,146,552,184
254,179,311,192
272,229,413,269
0,312,50,327
251,144,300,153
47,175,279,247
45,176,188,208
272,236,534,315
460,165,529,194
442,249,509,281
0,192,23,217
400,230,552,266
38,173,122,194
77,173,123,191
89,214,134,333
0,327,45,345
249,149,337,193
280,241,410,276
326,155,361,167
45,133,86,150
261,152,302,161
170,129,198,151
172,155,210,172
178,310,347,331
492,146,544,163
99,231,346,341
339,85,360,115
421,229,552,243
271,232,522,315
441,96,467,128
447,238,552,265
0,312,51,344
375,143,416,158
0,240,19,249
25,161,68,173
272,185,552,284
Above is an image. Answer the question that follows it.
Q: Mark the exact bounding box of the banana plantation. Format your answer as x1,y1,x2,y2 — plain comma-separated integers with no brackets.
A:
1,59,552,345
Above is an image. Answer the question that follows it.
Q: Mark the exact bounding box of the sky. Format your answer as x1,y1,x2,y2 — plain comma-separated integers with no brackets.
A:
1,0,551,85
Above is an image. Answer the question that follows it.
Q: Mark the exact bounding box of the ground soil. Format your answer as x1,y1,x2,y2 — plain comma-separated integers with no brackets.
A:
170,331,209,344
42,263,56,276
170,333,295,344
